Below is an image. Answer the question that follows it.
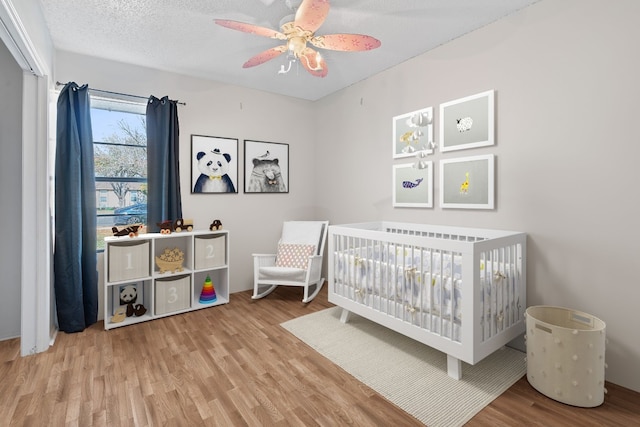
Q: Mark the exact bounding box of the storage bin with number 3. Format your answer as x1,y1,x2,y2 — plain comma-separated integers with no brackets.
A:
155,275,191,315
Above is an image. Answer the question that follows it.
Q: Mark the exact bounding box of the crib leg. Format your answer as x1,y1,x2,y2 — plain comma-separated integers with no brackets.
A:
447,355,462,380
339,308,351,324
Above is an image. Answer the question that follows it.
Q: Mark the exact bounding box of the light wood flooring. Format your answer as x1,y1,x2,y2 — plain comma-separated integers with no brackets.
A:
1,286,638,426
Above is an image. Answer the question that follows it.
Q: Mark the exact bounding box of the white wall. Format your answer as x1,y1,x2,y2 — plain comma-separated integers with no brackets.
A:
0,39,23,340
54,51,319,304
315,0,640,392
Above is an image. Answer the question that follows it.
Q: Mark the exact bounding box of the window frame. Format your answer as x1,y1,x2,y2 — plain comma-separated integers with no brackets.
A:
90,94,148,252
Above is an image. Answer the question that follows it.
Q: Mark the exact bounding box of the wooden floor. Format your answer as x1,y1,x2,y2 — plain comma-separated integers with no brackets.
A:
1,286,639,426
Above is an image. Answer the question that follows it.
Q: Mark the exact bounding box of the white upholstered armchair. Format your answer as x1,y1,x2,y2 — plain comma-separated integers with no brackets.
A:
252,221,329,303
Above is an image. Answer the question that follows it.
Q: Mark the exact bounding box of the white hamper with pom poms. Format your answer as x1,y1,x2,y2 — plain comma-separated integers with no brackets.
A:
525,306,606,407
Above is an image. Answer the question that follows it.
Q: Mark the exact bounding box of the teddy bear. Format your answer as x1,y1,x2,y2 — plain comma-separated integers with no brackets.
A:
193,148,236,193
119,284,147,317
247,151,287,192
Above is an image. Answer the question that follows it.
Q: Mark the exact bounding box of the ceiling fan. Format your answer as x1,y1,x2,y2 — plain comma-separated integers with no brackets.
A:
214,0,381,77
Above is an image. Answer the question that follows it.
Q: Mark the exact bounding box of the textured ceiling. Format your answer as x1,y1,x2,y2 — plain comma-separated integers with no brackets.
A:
38,0,540,101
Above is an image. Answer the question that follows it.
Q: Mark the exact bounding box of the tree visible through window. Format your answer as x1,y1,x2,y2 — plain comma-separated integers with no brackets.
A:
91,96,147,250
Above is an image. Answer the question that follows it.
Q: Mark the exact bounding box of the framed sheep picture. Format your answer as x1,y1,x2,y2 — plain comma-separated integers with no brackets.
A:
392,106,434,159
244,140,289,193
439,90,495,152
440,154,495,209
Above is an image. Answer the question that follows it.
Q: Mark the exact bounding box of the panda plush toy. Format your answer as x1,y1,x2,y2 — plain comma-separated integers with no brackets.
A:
193,148,236,193
119,284,147,317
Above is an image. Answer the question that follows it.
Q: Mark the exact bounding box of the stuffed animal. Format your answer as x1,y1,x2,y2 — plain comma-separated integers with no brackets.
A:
247,151,287,192
119,284,147,317
193,148,236,193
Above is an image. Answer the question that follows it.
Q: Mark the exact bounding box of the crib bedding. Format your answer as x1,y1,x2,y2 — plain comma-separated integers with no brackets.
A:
333,243,520,342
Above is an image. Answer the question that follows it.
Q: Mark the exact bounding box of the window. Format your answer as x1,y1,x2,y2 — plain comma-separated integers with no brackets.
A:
99,190,108,208
91,96,147,250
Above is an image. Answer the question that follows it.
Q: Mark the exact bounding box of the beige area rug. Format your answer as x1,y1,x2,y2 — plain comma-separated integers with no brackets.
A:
281,306,526,427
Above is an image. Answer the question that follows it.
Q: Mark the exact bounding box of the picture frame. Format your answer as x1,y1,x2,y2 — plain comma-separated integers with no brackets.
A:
439,90,495,152
393,162,433,208
191,135,239,194
244,140,289,193
440,154,495,209
392,107,434,159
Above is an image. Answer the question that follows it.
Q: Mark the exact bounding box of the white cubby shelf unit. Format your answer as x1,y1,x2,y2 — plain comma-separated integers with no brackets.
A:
103,229,229,330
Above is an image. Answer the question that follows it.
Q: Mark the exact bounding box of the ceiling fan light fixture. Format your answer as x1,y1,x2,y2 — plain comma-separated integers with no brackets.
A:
301,51,322,71
215,0,381,78
287,36,307,56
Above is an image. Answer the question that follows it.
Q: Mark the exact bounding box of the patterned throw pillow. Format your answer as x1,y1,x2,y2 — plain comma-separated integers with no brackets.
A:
275,243,315,269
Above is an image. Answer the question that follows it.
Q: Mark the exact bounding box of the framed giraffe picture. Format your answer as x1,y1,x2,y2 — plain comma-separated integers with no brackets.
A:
440,155,494,209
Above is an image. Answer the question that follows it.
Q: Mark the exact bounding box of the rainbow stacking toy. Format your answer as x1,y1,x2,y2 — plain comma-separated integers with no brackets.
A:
199,275,217,304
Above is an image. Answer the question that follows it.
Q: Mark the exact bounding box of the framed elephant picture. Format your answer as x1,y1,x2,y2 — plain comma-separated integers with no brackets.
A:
243,140,289,193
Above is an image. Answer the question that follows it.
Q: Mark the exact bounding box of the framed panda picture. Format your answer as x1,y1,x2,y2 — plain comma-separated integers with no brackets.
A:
243,140,289,193
191,135,239,193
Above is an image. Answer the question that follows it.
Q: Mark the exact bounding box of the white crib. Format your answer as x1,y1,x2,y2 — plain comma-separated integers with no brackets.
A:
328,221,526,379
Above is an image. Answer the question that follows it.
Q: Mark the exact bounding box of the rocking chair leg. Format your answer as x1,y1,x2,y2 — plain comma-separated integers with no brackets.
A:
301,279,325,303
252,284,278,300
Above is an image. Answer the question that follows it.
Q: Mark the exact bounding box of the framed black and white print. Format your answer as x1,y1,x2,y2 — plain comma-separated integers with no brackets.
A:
440,154,494,209
191,135,239,194
393,162,433,208
392,107,434,159
244,140,289,193
439,90,495,152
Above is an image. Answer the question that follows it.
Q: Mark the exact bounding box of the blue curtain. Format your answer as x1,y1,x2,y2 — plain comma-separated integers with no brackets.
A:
54,82,98,333
146,96,182,232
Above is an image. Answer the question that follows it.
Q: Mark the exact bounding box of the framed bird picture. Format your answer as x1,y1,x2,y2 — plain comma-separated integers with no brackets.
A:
392,107,434,159
243,140,289,193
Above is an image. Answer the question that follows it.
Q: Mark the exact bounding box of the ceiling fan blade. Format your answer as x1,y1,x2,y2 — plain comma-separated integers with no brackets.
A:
214,19,286,40
243,46,287,68
294,0,330,33
300,47,328,77
310,33,381,51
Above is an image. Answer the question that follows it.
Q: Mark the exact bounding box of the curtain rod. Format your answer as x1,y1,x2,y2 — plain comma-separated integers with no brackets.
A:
55,81,186,106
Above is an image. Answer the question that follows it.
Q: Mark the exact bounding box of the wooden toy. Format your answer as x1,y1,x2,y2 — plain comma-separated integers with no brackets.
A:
209,219,223,230
174,218,194,232
110,306,126,323
157,219,194,234
155,247,185,274
111,224,143,238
